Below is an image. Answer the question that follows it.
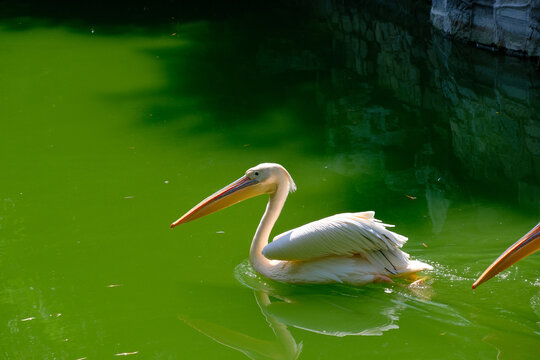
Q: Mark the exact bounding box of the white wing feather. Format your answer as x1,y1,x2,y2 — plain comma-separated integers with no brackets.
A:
262,211,408,262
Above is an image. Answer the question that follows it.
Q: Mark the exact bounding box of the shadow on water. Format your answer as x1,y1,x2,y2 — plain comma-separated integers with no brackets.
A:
0,0,332,155
0,0,312,31
2,0,539,212
129,21,328,154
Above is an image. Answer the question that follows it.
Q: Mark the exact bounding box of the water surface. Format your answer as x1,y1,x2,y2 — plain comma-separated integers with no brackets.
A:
1,1,539,359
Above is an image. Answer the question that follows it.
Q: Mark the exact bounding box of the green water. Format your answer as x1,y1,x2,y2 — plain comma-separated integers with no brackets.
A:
1,2,539,359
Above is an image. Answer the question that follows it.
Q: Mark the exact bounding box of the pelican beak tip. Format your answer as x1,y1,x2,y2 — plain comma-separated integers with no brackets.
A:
471,223,540,290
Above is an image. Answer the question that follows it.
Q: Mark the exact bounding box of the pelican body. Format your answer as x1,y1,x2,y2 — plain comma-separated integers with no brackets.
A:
171,163,432,285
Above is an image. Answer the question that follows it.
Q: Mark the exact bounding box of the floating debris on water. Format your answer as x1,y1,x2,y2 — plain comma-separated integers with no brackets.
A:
216,231,225,234
114,351,138,356
21,317,35,322
106,284,122,288
406,195,416,200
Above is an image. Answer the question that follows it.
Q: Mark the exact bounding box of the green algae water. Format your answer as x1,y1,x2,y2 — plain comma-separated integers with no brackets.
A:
1,1,539,359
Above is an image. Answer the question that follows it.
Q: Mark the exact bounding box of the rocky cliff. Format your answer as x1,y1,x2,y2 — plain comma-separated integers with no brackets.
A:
431,0,540,57
313,0,540,216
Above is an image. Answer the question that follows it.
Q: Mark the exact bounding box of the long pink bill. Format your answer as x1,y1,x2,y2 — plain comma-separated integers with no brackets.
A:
472,223,540,289
170,176,261,228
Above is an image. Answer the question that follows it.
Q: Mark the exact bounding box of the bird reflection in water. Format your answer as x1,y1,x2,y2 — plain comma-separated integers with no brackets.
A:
180,291,302,360
178,261,436,360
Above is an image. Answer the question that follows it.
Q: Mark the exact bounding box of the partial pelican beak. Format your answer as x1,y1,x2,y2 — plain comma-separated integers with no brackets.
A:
472,223,540,289
171,175,271,228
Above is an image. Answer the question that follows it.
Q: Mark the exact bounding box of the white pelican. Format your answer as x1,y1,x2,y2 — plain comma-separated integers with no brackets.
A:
171,163,432,285
472,222,540,289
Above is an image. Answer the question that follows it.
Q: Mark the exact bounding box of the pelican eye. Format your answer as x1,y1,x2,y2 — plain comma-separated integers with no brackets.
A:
254,171,259,176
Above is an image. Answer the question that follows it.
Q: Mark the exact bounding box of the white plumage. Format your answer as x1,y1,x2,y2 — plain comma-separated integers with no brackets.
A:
264,211,406,260
171,163,432,285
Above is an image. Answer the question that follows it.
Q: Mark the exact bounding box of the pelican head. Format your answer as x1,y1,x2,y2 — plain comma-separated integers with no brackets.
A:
170,163,296,228
472,223,540,289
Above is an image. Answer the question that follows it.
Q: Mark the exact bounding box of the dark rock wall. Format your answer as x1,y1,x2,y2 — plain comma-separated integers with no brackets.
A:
431,0,540,57
310,0,540,213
